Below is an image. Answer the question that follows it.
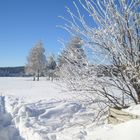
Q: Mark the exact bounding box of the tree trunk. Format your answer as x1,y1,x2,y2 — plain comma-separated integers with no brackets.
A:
51,74,54,81
137,92,140,103
37,69,40,81
133,89,140,103
33,75,36,81
133,83,140,103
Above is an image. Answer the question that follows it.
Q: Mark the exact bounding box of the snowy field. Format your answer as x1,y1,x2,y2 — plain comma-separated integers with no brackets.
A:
0,77,140,140
0,77,70,102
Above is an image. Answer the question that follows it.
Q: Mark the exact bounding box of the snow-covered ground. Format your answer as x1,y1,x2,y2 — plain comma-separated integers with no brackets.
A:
0,77,140,140
0,77,70,102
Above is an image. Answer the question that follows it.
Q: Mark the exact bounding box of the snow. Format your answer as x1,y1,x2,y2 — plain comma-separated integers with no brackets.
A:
87,120,140,140
0,77,72,102
124,104,140,116
0,77,140,140
0,112,24,140
6,96,96,140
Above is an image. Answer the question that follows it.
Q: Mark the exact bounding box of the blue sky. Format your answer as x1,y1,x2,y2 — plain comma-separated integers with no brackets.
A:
0,0,75,67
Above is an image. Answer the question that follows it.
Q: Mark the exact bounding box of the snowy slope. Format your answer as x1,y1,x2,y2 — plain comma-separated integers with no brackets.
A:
0,77,140,140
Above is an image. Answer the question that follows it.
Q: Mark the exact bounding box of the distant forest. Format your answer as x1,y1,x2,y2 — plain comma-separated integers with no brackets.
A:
0,66,25,77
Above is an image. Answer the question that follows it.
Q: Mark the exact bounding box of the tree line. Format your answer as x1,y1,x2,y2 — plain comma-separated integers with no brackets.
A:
0,66,25,77
25,37,87,81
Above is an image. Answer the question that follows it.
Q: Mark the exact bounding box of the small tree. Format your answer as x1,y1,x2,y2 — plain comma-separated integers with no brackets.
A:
46,54,57,81
58,36,88,88
26,41,46,81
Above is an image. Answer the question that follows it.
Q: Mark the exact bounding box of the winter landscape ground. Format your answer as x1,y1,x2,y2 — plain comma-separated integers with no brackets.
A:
0,0,139,139
0,77,140,140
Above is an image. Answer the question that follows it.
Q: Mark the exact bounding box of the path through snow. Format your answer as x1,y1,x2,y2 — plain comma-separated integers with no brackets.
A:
0,111,24,140
6,96,96,140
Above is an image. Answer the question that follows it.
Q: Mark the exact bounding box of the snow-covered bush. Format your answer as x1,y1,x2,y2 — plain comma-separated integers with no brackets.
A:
60,0,140,108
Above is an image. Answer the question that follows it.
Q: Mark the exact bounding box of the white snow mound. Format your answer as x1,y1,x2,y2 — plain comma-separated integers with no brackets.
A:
6,97,95,140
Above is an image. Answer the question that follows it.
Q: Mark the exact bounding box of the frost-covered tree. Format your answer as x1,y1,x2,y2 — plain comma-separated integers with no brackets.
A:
58,36,88,88
59,37,87,66
26,42,46,81
60,0,140,108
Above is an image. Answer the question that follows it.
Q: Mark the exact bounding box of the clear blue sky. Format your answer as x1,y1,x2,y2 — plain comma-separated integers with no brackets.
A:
0,0,75,67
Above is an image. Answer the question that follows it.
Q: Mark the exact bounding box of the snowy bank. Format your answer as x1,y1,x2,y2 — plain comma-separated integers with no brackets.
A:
6,97,96,140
